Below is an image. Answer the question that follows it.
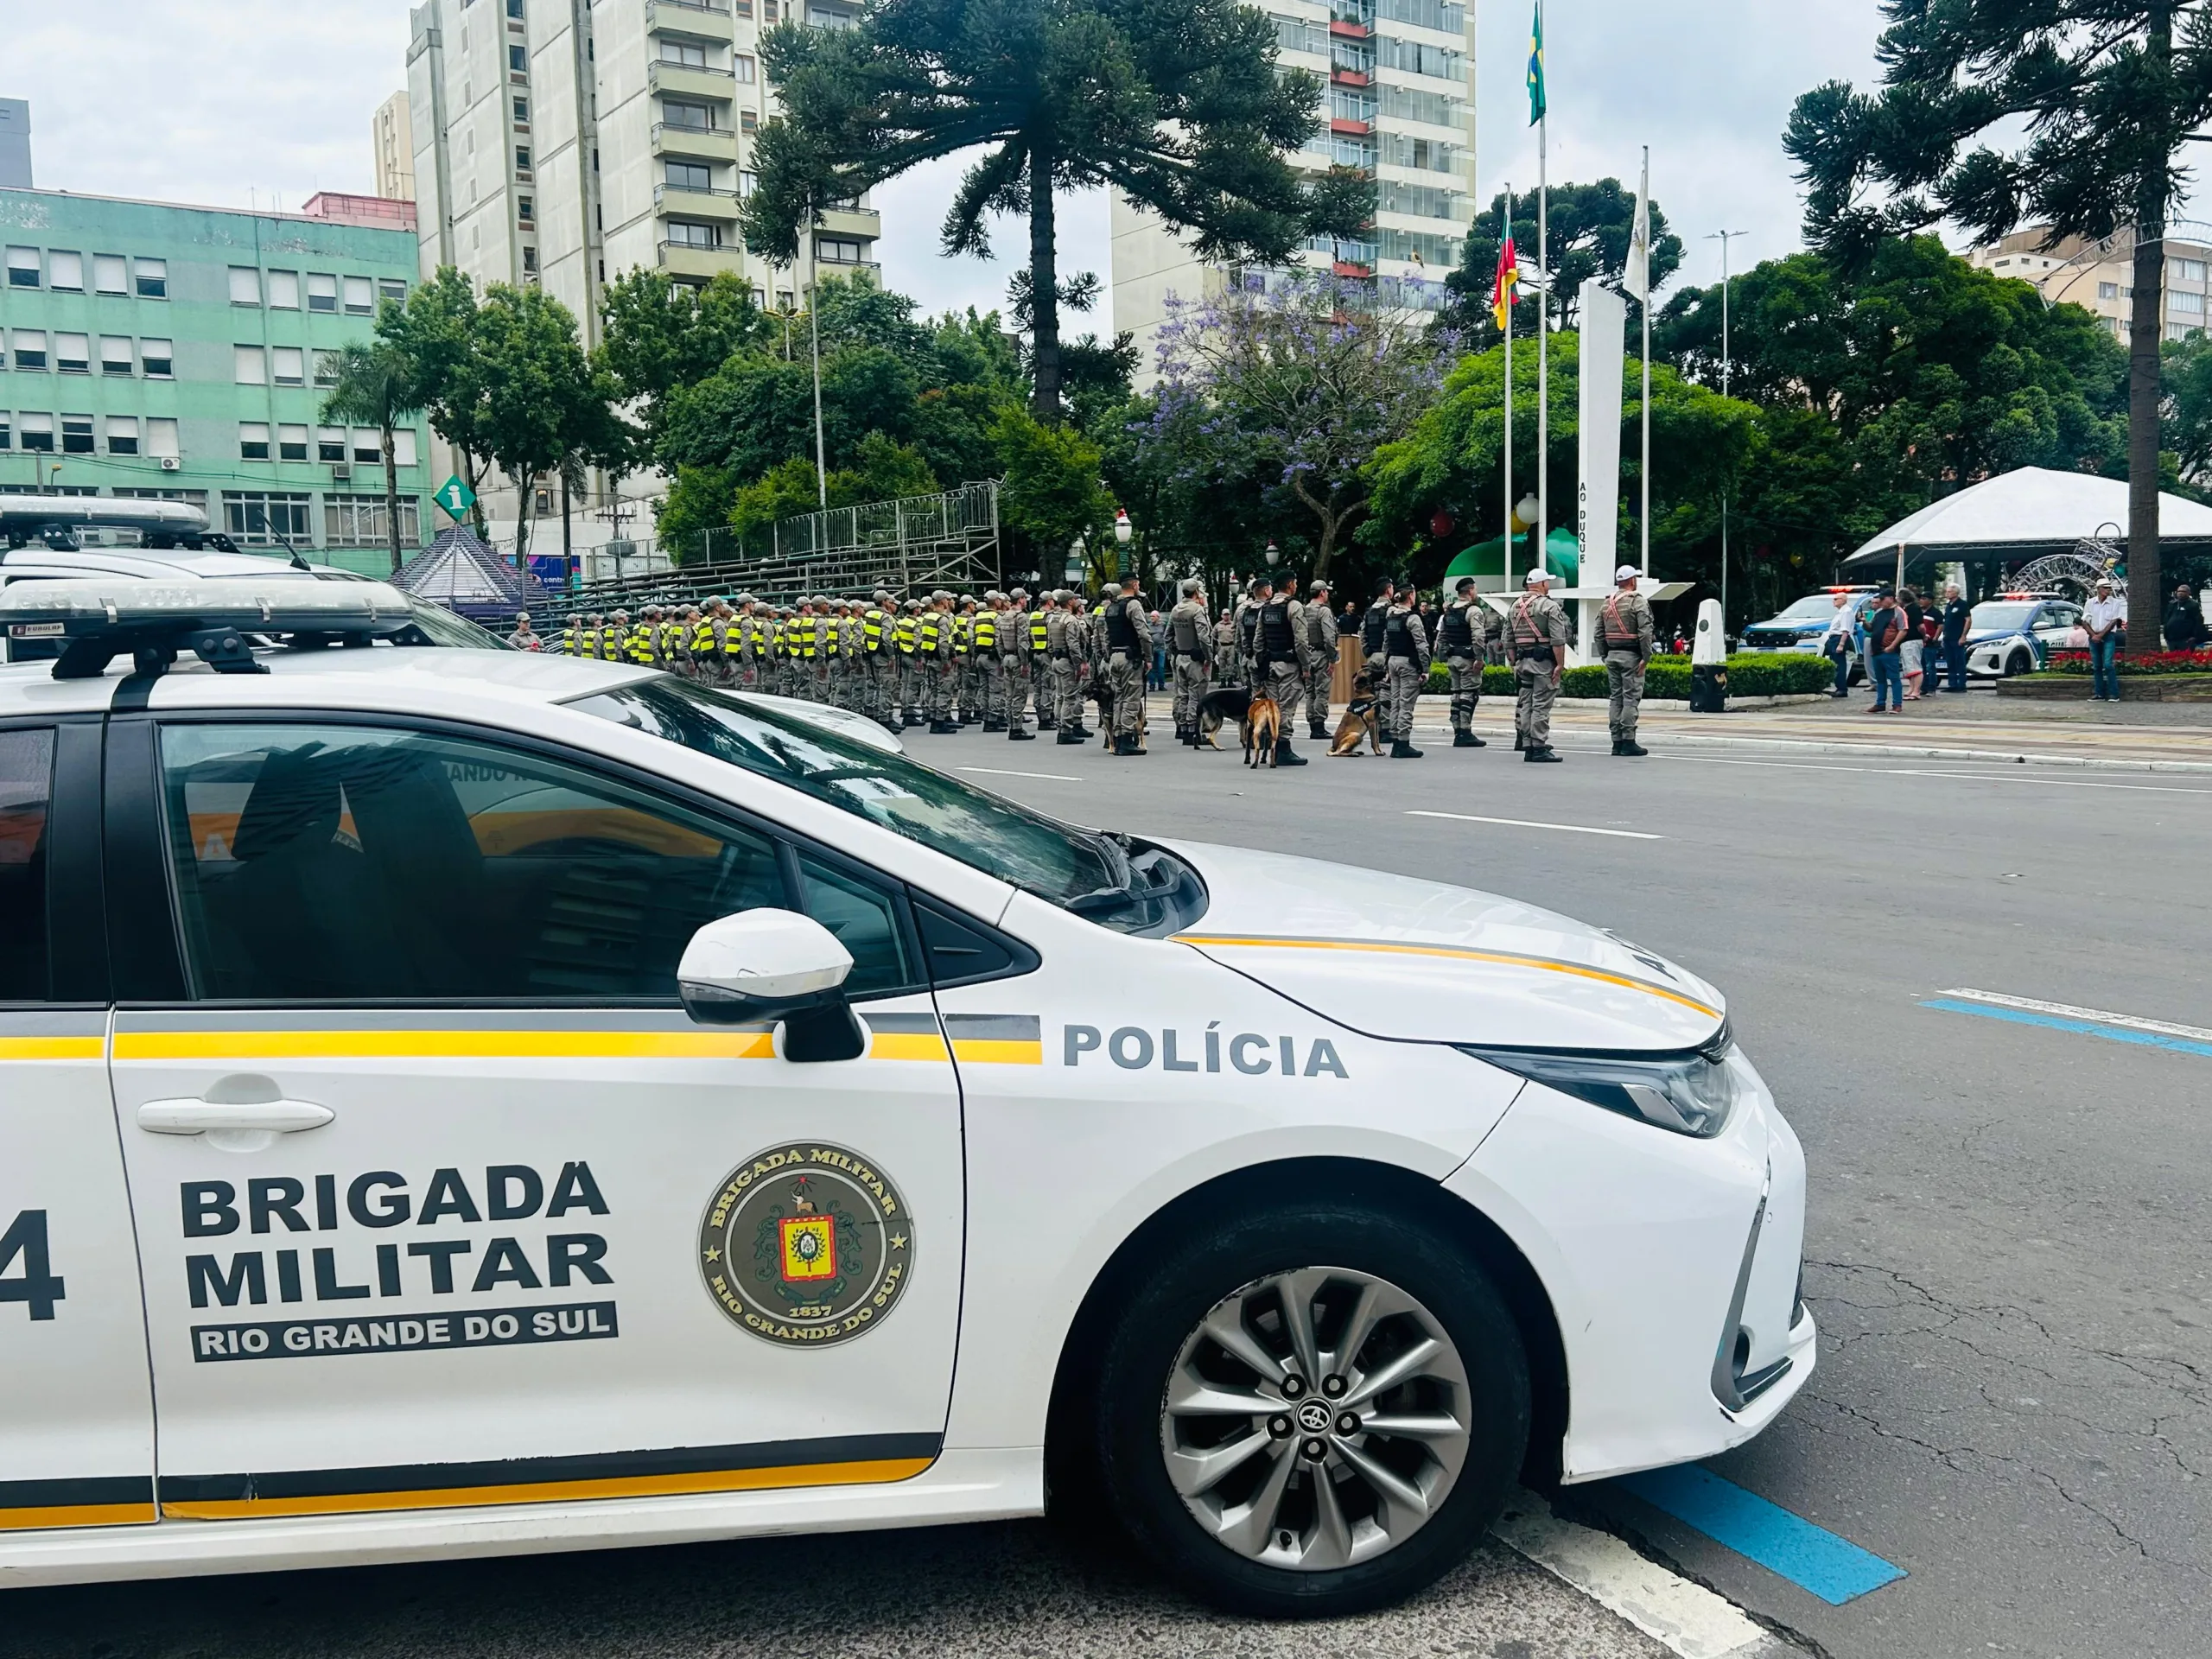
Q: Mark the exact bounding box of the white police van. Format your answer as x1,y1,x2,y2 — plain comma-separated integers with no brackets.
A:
0,579,1810,1615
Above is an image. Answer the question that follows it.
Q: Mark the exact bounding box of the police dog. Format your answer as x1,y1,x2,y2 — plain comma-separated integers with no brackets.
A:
1329,672,1384,756
1193,685,1251,750
1243,690,1283,767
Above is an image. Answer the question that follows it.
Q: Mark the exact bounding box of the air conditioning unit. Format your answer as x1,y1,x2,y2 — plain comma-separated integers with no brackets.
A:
330,463,352,484
158,455,181,472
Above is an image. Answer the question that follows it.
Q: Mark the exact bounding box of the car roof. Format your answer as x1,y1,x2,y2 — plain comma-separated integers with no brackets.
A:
0,639,648,720
0,547,349,582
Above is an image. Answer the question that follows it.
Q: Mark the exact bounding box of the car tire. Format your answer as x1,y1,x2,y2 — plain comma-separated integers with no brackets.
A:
1089,1199,1529,1618
2005,650,2031,678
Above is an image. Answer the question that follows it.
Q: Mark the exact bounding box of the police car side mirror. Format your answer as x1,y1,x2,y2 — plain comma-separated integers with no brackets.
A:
677,909,863,1063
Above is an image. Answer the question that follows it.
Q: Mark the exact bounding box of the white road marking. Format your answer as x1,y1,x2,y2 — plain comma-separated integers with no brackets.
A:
959,766,1085,783
1493,1489,1776,1659
1659,753,2212,795
1938,988,2212,1046
1408,810,1665,841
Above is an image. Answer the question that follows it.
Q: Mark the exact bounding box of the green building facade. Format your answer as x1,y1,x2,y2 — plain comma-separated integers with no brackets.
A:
0,188,431,575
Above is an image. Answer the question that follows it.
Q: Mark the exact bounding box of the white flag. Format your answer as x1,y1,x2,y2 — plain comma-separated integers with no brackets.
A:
1624,156,1651,302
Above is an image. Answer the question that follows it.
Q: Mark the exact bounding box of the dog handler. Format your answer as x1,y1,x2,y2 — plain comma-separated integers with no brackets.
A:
1510,569,1569,762
1383,588,1432,759
1600,564,1657,757
1251,575,1313,766
1300,579,1337,741
1101,573,1154,756
1439,576,1490,749
1168,579,1212,746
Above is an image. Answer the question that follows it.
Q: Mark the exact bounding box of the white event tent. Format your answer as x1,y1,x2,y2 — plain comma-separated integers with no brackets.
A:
1843,466,2212,575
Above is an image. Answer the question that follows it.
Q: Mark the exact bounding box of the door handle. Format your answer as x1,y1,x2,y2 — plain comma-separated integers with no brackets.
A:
137,1099,335,1136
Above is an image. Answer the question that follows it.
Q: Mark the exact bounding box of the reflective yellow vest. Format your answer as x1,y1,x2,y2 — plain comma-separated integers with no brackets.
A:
975,613,998,651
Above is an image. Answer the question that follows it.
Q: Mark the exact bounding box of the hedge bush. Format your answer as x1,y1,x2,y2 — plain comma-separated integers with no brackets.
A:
1425,652,1832,698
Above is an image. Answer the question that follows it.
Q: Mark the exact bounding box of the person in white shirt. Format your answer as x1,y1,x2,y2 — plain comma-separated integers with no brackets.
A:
2083,578,2126,701
1821,592,1855,698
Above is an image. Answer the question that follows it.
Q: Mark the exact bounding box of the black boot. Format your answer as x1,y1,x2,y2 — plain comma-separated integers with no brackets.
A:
1452,729,1483,748
1273,736,1308,766
1616,739,1649,757
1523,745,1562,763
1309,723,1328,741
929,719,957,734
1389,738,1423,759
1115,733,1144,757
1513,731,1527,752
1057,728,1084,745
1008,725,1035,741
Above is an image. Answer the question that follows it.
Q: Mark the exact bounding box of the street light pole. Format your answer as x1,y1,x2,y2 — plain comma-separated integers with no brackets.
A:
807,193,828,511
1707,228,1746,639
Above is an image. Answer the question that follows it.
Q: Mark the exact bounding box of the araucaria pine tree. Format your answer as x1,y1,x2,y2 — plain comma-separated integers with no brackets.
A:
1787,2,2212,644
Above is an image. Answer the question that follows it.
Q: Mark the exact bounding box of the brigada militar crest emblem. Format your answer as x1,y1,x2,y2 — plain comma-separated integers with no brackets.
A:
697,1145,913,1347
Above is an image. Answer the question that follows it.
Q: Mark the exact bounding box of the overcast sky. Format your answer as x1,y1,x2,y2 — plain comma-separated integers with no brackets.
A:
11,0,1912,321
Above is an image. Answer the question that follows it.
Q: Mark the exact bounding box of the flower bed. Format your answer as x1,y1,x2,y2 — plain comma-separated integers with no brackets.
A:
1430,653,1834,699
2038,649,2212,676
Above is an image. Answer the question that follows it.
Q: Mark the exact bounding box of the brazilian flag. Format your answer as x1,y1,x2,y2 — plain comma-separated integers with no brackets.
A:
1527,2,1546,127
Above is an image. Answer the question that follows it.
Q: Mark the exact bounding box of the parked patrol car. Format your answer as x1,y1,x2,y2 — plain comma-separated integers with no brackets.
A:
0,579,1811,1616
1957,592,2088,680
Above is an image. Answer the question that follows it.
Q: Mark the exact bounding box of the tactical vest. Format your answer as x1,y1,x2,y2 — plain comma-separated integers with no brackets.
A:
1362,603,1389,655
1103,598,1139,653
918,614,942,655
1030,611,1050,652
1172,605,1203,654
975,613,997,651
1385,609,1417,659
950,616,970,657
863,607,887,653
1439,601,1476,657
563,627,584,657
1509,598,1554,658
599,626,623,659
895,615,917,655
1601,594,1639,651
1256,598,1294,661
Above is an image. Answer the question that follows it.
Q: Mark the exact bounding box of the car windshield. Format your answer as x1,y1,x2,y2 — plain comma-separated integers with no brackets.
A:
395,598,512,649
567,676,1205,936
1774,595,1847,621
1968,602,2038,632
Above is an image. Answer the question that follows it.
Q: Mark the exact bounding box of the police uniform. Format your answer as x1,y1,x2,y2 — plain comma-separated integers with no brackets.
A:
1508,578,1571,759
1213,610,1240,689
562,620,587,657
1026,600,1055,730
1382,600,1430,753
1437,587,1489,748
1251,588,1312,764
1299,589,1336,739
1233,591,1262,691
1099,586,1153,753
860,594,893,722
1360,593,1394,728
1167,588,1211,742
1001,593,1036,738
1599,569,1658,755
972,599,1005,729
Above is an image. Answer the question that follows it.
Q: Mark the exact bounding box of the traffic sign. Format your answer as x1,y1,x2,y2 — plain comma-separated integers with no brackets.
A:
433,475,477,520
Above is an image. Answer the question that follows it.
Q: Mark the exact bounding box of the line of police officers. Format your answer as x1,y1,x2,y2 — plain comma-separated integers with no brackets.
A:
554,556,1659,761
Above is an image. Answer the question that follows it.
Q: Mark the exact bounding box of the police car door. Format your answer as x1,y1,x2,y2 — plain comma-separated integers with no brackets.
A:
106,715,961,1526
0,716,158,1535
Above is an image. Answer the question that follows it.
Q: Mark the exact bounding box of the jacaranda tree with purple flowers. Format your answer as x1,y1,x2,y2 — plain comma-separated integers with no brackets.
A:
1143,273,1454,580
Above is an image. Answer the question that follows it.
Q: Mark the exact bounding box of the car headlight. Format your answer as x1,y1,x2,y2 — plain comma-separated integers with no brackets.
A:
1458,1028,1742,1137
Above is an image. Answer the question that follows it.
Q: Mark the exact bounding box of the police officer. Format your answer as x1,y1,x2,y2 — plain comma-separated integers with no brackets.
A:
1600,564,1657,757
1098,573,1154,755
1213,606,1240,690
1001,588,1037,739
1382,588,1431,758
893,600,921,726
1167,578,1211,745
1233,581,1263,691
601,611,627,663
1438,577,1489,748
1300,579,1336,741
1508,569,1569,762
1250,575,1312,766
1361,578,1395,730
563,614,588,657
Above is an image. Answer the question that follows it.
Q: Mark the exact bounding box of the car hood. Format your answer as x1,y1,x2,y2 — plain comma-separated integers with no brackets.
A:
1158,842,1726,1052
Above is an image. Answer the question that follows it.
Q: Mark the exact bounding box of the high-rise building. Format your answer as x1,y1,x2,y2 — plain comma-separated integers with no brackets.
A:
0,99,30,191
1110,0,1474,381
1966,226,2212,345
0,187,429,574
373,92,417,202
405,0,882,552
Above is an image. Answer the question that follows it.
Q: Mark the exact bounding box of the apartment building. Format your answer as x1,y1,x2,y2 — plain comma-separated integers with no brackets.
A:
0,188,430,574
406,0,881,551
1111,0,1476,379
1966,226,2212,343
373,92,418,202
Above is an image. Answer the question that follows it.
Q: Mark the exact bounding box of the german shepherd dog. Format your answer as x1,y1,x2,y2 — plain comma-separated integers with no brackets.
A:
1243,690,1283,767
1193,685,1251,750
1329,672,1384,756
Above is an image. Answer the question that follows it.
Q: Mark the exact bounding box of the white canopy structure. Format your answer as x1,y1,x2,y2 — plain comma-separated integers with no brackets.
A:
1842,466,2212,569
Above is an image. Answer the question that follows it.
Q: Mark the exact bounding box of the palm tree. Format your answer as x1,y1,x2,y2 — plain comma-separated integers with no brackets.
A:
319,341,423,575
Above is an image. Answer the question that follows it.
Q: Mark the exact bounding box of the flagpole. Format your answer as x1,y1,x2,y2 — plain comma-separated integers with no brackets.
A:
1503,183,1515,593
1640,146,1651,578
1536,89,1548,582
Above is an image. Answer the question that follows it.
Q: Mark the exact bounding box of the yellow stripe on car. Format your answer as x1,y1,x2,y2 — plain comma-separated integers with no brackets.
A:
112,1030,782,1063
0,1501,158,1532
0,1037,105,1061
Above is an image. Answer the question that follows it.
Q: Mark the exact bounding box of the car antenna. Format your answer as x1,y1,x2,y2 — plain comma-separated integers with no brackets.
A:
252,504,314,572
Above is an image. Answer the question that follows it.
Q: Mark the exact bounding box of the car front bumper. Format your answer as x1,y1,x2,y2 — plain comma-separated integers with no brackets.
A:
1443,1053,1812,1484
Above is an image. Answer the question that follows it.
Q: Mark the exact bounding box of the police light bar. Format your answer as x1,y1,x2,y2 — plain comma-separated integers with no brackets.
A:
0,578,414,680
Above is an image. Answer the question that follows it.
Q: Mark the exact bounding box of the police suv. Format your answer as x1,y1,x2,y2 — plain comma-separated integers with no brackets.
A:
1957,592,2086,680
0,579,1811,1615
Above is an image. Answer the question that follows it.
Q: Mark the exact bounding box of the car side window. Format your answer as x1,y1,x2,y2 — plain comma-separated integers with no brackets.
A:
795,852,918,999
158,722,789,1002
0,727,54,1001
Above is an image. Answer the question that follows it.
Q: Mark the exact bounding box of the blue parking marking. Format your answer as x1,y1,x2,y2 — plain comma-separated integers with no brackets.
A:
1612,1464,1906,1605
1920,998,2212,1059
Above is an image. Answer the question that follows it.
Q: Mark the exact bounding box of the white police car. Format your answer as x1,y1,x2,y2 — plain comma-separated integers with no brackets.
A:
0,580,1810,1614
1958,592,2085,680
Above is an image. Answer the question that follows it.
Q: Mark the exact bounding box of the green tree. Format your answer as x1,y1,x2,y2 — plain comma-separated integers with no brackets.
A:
595,269,774,449
378,267,490,533
994,406,1111,582
470,283,601,562
1442,179,1685,340
2163,331,2212,488
1784,0,2212,645
740,0,1370,421
317,340,423,575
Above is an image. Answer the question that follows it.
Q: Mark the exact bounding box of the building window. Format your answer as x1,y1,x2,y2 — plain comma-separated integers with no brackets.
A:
313,350,341,389
223,491,313,543
508,44,527,73
234,345,266,385
2099,280,2120,301
142,339,174,378
318,425,347,462
18,414,53,453
514,95,530,123
518,195,535,223
662,99,711,130
521,245,539,275
734,0,753,14
147,418,179,460
737,169,758,198
0,414,8,449
308,272,339,313
6,247,39,288
270,346,305,387
343,276,375,315
395,429,417,467
134,257,168,298
378,278,407,308
665,219,719,248
666,161,710,190
54,334,90,374
100,336,134,376
60,415,94,455
815,236,866,264
660,41,708,67
324,493,423,548
506,0,523,15
93,254,128,296
764,0,779,17
740,108,758,130
2178,258,2208,283
278,424,310,461
48,251,83,292
353,428,383,464
734,53,757,82
105,416,140,456
239,423,271,461
13,330,47,371
2175,289,2207,315
515,146,532,172
229,266,262,306
268,270,301,309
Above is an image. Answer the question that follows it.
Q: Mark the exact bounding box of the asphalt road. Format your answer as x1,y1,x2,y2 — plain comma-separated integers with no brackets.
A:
11,709,2208,1659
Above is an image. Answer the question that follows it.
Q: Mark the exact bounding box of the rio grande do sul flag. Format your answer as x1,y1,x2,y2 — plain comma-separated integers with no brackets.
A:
1493,232,1522,332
